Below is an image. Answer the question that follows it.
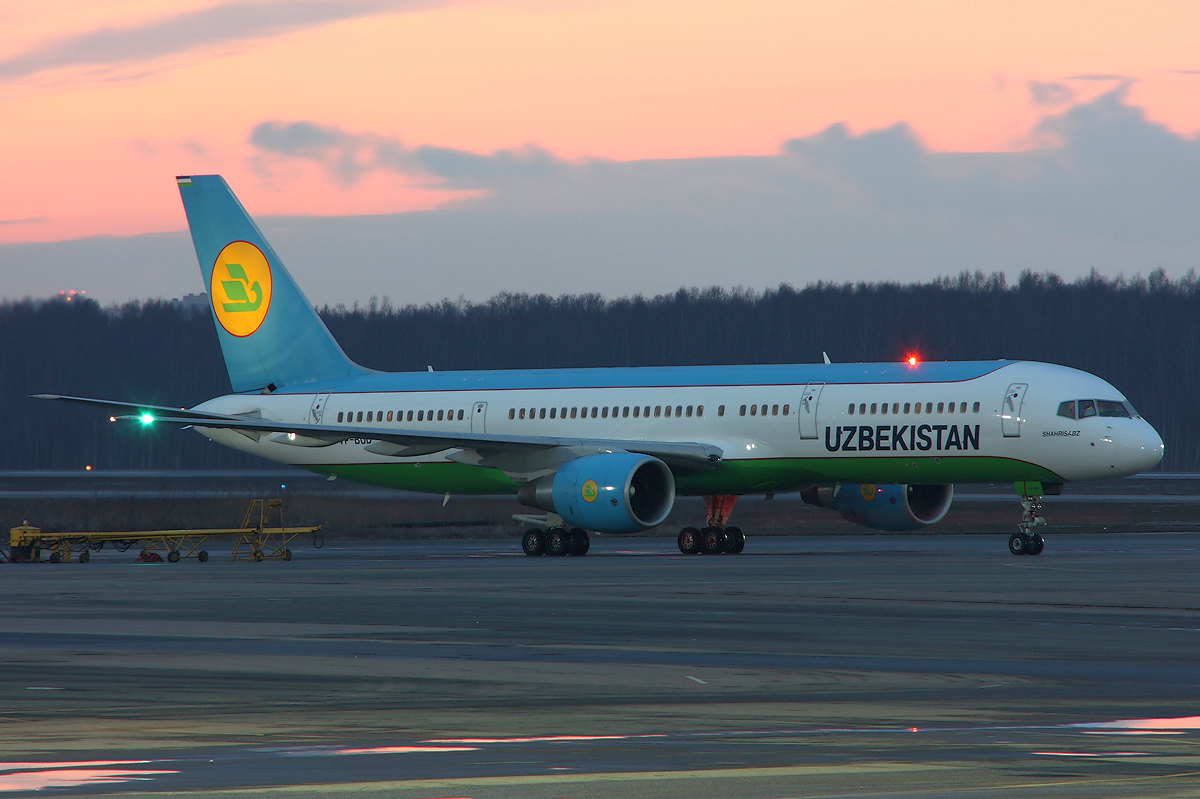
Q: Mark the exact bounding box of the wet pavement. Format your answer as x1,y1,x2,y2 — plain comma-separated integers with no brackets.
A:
3,533,1200,797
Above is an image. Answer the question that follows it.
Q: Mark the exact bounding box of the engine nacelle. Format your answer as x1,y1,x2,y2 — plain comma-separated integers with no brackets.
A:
517,453,676,534
800,483,954,531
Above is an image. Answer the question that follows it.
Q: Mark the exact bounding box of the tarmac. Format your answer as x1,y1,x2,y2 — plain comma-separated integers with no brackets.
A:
3,532,1200,798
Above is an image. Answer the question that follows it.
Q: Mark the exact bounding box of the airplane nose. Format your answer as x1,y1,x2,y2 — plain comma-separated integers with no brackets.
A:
1131,420,1165,472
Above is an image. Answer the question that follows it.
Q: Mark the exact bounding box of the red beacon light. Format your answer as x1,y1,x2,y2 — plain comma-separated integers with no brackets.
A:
907,355,919,367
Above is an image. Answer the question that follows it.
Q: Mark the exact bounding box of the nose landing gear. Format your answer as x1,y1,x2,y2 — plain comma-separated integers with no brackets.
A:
1008,495,1046,556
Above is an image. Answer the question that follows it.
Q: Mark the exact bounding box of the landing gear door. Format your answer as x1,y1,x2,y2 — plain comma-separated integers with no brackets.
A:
471,402,487,434
798,382,825,439
1002,383,1028,437
309,391,331,424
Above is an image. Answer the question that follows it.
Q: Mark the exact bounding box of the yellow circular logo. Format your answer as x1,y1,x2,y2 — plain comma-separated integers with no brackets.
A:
581,480,599,503
211,241,272,337
860,484,878,501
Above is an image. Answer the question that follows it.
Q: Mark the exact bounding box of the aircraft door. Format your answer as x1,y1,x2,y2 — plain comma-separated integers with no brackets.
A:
309,391,331,424
471,402,487,434
798,382,825,439
1001,383,1028,437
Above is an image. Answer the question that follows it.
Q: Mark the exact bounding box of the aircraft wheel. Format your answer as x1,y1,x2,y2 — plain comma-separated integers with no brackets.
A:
79,550,90,564
678,527,700,555
198,550,210,563
253,549,264,562
700,526,727,555
521,529,546,557
283,549,293,561
724,526,746,555
1029,535,1044,555
1008,533,1028,556
168,551,180,563
546,528,570,557
568,528,590,556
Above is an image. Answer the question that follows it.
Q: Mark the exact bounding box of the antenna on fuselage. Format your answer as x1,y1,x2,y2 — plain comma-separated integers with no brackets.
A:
822,352,832,364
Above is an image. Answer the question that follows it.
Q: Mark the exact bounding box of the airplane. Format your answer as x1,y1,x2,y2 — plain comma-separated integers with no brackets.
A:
38,175,1165,557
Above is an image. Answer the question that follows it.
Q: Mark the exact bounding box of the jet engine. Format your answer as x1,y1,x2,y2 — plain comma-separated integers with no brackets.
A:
517,452,675,534
800,483,954,531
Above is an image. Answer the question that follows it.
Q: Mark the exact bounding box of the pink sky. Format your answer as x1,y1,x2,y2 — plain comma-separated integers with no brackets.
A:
2,0,1198,245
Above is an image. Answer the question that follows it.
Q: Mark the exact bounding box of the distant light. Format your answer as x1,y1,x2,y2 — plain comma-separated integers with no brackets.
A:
109,416,117,423
907,355,919,367
85,465,92,471
140,413,154,425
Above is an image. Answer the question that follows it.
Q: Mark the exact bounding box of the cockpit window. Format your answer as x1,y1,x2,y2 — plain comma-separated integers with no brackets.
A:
1097,400,1131,418
1057,400,1076,420
1077,399,1097,419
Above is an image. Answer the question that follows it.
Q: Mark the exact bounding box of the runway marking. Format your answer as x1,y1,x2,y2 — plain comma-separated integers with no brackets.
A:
425,734,667,744
686,675,707,684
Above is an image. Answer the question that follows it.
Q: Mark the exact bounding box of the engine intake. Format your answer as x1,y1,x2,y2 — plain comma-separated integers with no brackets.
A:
518,452,675,534
800,483,954,531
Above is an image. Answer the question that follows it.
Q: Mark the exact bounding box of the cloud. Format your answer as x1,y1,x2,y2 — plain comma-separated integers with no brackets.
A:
0,217,48,225
0,0,434,82
6,86,1200,308
250,120,564,188
1029,80,1074,105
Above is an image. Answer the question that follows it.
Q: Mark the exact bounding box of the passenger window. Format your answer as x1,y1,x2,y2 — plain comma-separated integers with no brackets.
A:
406,411,413,421
972,402,980,413
644,406,651,417
570,408,577,419
613,406,620,417
697,405,704,417
665,405,673,418
633,406,640,418
561,407,567,418
893,403,899,414
385,411,392,422
549,408,557,419
750,405,757,416
623,407,630,418
903,402,911,414
947,403,954,414
1057,401,1076,419
458,410,464,420
589,407,596,418
655,406,662,418
914,403,921,415
539,408,546,419
959,402,967,414
781,404,788,415
366,411,373,422
602,407,609,418
771,404,779,416
859,403,866,415
1097,400,1131,418
881,403,888,415
937,402,944,413
435,410,442,421
517,409,523,420
1078,400,1097,418
870,403,877,414
356,411,363,422
739,405,746,416
718,405,725,417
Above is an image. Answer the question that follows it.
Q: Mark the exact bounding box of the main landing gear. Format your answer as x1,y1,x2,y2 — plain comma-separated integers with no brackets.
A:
1008,495,1046,556
678,495,746,555
522,527,590,557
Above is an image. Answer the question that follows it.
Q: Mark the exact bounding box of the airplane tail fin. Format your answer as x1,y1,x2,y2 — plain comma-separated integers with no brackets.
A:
176,175,371,393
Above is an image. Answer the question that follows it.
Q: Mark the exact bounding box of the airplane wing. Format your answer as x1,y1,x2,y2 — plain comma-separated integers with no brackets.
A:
34,394,724,473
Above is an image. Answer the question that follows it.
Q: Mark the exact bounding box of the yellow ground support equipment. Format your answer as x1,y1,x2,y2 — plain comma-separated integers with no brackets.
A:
5,498,321,564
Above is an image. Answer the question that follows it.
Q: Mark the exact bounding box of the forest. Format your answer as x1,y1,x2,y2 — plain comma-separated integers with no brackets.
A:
2,268,1196,472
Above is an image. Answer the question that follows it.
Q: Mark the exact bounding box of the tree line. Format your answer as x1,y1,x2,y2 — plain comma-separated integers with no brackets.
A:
2,268,1195,472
